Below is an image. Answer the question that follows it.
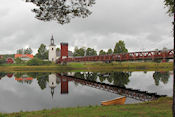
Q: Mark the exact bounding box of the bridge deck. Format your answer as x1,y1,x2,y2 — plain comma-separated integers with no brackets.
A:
58,49,174,63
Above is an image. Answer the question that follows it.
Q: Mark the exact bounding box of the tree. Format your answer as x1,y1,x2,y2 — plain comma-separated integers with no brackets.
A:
164,0,174,16
114,40,128,54
164,0,174,115
73,47,85,56
86,48,97,56
15,58,24,64
99,50,106,55
153,71,170,86
17,48,33,54
107,49,113,54
35,44,48,59
56,48,60,52
24,48,33,54
112,72,130,87
25,0,95,25
17,49,23,54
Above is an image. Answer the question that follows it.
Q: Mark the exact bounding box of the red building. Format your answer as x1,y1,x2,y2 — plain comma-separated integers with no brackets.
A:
0,55,3,59
7,73,13,78
61,76,69,94
61,43,68,59
6,58,14,64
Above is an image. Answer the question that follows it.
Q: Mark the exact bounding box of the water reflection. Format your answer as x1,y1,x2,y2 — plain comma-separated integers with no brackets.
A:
2,71,171,100
75,72,131,87
153,71,170,86
0,71,173,113
26,0,96,24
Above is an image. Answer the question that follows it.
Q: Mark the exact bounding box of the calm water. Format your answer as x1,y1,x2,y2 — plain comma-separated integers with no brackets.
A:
0,71,173,113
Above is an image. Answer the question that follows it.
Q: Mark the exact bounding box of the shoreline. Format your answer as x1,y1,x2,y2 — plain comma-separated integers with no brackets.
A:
0,62,173,72
0,97,172,117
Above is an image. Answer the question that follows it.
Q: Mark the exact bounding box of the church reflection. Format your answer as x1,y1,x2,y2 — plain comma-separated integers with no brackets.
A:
0,71,172,101
49,73,69,98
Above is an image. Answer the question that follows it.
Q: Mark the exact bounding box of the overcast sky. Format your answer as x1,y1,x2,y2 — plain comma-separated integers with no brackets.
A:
0,0,173,54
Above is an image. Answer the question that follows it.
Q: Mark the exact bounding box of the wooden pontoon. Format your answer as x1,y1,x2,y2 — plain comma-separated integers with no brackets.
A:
101,96,126,106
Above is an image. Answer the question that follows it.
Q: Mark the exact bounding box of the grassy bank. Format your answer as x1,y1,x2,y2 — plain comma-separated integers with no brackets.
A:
0,62,173,72
0,97,172,117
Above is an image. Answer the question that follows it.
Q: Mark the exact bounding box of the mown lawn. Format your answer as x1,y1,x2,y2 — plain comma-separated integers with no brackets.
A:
0,97,172,117
0,62,173,72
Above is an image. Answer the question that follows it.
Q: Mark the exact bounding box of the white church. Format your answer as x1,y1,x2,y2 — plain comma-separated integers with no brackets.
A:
48,36,73,62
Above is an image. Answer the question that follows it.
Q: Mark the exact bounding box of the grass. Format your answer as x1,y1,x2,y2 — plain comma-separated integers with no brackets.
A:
0,97,172,117
0,62,173,72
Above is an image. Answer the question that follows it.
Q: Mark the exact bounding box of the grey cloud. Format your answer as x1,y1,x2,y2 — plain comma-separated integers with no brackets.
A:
0,0,173,54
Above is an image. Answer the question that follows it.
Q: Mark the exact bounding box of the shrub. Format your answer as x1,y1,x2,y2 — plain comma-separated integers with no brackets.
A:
27,58,51,66
15,58,24,64
0,59,6,65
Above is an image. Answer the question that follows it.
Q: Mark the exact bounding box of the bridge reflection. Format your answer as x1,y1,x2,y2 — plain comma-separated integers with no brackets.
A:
0,72,169,101
56,73,166,101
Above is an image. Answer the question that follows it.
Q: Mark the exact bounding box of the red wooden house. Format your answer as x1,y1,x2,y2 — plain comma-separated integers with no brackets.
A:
6,58,14,64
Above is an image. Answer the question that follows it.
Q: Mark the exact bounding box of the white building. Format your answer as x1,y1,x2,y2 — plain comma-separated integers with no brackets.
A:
49,36,57,62
49,74,57,98
48,35,73,62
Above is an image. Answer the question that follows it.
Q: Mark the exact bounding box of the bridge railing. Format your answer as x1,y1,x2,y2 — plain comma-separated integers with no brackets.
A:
57,49,174,63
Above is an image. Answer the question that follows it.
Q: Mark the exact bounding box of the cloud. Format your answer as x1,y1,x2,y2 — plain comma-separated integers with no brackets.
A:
0,0,173,55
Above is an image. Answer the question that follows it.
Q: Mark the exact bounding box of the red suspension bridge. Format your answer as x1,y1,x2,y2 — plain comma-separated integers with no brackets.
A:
57,43,174,63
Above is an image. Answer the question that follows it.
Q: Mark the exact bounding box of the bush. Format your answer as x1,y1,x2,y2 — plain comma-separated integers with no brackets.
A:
15,58,24,64
27,58,51,66
0,59,6,65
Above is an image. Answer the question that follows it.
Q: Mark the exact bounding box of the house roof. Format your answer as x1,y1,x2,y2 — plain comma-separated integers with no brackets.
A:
15,54,34,58
15,77,33,81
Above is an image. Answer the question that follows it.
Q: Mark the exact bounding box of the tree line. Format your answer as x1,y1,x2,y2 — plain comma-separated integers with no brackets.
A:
73,40,128,56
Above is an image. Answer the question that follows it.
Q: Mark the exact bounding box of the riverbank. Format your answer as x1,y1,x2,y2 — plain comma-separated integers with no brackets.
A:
0,62,173,72
0,97,172,117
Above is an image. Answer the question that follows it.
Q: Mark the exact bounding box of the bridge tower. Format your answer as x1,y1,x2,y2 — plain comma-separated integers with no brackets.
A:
49,35,57,62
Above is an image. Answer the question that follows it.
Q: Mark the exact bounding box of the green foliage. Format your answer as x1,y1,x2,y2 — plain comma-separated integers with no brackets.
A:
86,48,97,56
17,48,33,54
73,46,85,56
24,48,33,54
27,58,51,66
17,49,23,54
35,44,48,59
99,50,106,55
56,48,60,52
153,71,170,86
25,0,95,24
164,0,174,16
107,49,113,54
0,72,6,79
0,58,6,64
15,58,24,64
114,40,128,54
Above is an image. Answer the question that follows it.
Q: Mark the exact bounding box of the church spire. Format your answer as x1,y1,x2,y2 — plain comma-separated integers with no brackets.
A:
50,35,55,46
51,87,55,99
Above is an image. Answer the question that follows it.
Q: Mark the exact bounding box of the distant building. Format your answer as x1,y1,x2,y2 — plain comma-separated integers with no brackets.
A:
48,36,73,62
0,55,3,59
7,73,13,78
6,58,14,64
15,54,34,61
49,36,57,62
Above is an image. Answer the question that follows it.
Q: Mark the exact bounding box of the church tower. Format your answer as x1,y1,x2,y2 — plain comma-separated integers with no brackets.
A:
49,74,57,99
49,35,56,62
